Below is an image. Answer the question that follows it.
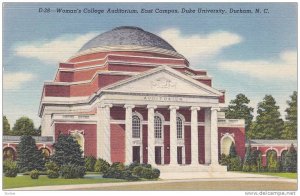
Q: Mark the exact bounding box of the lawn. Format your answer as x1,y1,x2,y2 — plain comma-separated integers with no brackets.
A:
3,175,125,189
255,172,297,179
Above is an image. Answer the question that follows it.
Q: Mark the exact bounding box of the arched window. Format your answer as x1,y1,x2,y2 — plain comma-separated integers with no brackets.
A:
176,117,183,139
41,148,51,159
154,116,162,138
221,136,234,155
3,147,16,161
132,115,141,138
71,132,85,153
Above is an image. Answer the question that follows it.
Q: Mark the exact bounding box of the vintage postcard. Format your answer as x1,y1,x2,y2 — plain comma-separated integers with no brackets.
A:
2,2,298,193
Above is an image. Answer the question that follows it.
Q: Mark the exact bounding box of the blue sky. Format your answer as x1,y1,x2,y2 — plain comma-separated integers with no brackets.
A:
3,3,297,128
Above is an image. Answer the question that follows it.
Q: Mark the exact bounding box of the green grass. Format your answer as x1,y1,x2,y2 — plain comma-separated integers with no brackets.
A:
255,172,297,179
3,175,125,189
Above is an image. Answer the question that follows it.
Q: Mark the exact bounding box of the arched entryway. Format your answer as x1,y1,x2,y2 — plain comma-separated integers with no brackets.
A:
220,135,235,155
3,147,16,161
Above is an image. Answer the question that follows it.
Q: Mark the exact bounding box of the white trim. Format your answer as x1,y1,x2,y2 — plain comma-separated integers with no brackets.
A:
220,133,235,155
101,65,222,96
176,112,185,140
265,147,279,155
279,148,288,155
66,53,187,65
132,111,143,140
69,45,187,61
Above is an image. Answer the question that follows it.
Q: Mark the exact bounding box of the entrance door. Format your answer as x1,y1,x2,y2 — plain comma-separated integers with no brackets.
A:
155,146,162,164
177,147,183,164
132,146,140,163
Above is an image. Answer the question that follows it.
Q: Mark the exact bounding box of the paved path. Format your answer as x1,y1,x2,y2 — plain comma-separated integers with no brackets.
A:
7,172,297,191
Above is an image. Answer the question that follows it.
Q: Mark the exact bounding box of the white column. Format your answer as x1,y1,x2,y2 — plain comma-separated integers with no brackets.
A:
124,104,134,165
191,106,200,165
147,105,157,165
98,103,112,163
204,108,211,164
210,107,220,165
169,106,179,165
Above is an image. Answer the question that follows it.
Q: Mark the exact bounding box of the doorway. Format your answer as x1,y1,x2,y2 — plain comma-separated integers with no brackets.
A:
132,146,140,163
177,146,183,164
155,146,162,164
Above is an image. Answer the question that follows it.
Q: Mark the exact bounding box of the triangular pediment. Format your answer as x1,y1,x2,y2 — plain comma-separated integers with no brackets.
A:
103,66,222,97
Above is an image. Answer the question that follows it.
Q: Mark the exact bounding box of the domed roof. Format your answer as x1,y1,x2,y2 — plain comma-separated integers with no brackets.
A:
79,26,177,52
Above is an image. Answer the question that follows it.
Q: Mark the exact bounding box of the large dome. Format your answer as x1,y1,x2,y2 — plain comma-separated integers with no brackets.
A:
79,26,177,53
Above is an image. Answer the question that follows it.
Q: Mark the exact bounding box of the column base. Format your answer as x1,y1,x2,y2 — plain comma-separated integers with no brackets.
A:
208,164,227,172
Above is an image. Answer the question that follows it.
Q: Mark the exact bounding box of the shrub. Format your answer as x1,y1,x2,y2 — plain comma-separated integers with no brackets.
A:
60,164,86,179
47,170,59,179
103,167,122,179
152,168,160,179
85,156,96,172
267,153,279,172
4,161,18,177
140,163,152,169
219,154,230,166
111,162,125,171
282,144,297,172
128,162,140,171
228,156,242,171
3,160,17,173
94,158,110,173
45,161,60,172
30,169,39,179
132,166,144,177
140,168,153,179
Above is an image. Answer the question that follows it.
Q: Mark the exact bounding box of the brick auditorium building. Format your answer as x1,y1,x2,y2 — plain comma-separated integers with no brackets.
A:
3,26,296,171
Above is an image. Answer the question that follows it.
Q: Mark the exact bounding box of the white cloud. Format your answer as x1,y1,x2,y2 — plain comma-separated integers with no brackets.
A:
14,32,98,63
218,50,297,80
3,72,35,90
159,28,242,59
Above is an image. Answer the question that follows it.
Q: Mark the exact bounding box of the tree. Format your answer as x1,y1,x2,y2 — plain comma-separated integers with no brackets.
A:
267,151,279,172
282,91,297,139
12,117,38,136
3,116,11,135
16,135,45,172
282,144,297,172
242,141,252,172
229,142,237,158
51,133,84,167
249,95,284,139
225,94,254,137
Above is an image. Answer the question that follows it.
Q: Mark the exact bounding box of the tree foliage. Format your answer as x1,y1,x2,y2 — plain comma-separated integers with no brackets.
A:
51,133,84,167
229,142,237,158
12,117,39,136
16,135,45,172
225,94,254,136
282,91,297,139
282,144,297,172
249,95,284,139
267,151,279,172
3,116,11,135
242,141,252,171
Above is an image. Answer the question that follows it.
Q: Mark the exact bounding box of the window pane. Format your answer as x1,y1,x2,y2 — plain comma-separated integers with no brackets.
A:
132,115,140,138
154,116,162,138
177,117,183,138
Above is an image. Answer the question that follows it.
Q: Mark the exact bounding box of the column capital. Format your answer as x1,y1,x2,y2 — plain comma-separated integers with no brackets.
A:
147,105,157,109
211,107,220,112
169,105,179,110
190,106,200,111
124,104,135,109
100,103,113,108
